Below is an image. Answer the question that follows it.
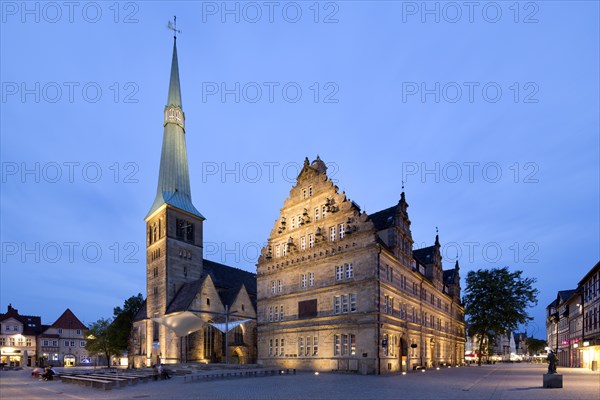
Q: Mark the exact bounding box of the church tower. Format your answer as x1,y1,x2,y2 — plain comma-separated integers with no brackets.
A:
144,35,205,363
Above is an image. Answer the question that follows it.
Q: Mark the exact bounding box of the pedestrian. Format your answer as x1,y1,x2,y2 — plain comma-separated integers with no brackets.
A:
160,363,171,380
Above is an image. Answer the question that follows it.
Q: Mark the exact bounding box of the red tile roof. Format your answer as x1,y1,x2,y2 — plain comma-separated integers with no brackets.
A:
50,308,87,331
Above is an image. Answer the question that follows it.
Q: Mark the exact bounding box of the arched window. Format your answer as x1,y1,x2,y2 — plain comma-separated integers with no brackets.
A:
233,325,243,345
204,322,216,361
153,224,158,243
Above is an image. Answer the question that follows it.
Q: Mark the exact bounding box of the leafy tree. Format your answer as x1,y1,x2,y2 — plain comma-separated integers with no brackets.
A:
525,338,547,356
85,294,144,368
85,318,120,367
463,267,538,365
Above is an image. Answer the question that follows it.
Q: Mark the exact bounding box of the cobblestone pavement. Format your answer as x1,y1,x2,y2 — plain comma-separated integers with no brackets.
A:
1,364,599,400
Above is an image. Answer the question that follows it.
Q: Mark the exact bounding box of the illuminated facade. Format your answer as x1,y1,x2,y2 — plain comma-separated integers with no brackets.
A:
546,260,600,370
256,158,465,374
0,305,41,367
131,36,256,367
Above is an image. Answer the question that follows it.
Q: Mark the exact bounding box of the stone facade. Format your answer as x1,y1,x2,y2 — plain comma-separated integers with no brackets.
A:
256,158,465,374
131,37,257,368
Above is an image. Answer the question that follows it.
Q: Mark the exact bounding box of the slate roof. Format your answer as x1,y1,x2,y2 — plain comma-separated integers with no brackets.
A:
368,205,397,230
51,308,87,331
557,289,577,303
133,300,147,322
413,245,436,265
162,259,258,316
166,275,208,314
0,305,43,335
443,269,456,284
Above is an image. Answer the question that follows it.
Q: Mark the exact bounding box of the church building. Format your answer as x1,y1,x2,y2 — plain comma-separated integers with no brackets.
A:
131,35,257,367
256,158,465,374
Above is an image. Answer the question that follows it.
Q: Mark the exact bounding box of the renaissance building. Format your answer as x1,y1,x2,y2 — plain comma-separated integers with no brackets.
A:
131,36,257,367
256,158,465,374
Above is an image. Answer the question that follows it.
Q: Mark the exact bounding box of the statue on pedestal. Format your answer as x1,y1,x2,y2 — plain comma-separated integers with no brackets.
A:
547,350,557,374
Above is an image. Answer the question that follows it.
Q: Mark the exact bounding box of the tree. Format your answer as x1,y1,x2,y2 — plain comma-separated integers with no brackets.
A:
85,318,120,367
525,338,547,356
463,267,538,365
85,294,144,368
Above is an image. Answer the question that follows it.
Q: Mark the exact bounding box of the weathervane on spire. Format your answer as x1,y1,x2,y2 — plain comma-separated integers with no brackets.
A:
167,15,182,39
401,180,405,191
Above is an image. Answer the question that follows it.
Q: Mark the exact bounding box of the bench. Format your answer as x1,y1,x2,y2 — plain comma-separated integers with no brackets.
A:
84,374,130,388
61,375,114,390
183,369,281,383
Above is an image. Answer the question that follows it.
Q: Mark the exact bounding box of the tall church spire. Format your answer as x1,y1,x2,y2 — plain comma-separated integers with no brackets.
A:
146,37,204,220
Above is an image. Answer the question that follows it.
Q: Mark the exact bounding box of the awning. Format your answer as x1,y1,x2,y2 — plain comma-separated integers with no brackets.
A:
151,313,251,337
151,312,206,337
209,319,251,334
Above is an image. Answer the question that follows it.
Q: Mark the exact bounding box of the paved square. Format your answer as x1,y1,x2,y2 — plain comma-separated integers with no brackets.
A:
1,364,599,400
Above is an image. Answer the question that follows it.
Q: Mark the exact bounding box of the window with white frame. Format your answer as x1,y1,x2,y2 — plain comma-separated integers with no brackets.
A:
341,295,349,313
306,336,312,356
282,244,287,257
383,334,388,356
278,280,283,292
334,335,340,355
76,329,81,335
309,272,314,286
339,224,345,239
80,341,85,347
280,338,284,356
350,293,357,312
334,296,341,314
58,328,63,334
302,188,307,198
298,215,302,227
268,306,273,322
275,339,279,356
276,245,280,258
350,334,356,355
299,337,304,356
313,336,318,355
52,340,58,347
43,339,49,346
345,263,354,278
322,206,327,219
301,236,306,250
64,340,69,347
70,340,75,347
271,281,276,294
301,274,307,288
384,295,389,314
309,234,314,248
336,265,344,280
341,334,349,355
329,226,336,242
279,305,284,321
269,339,273,356
274,306,279,321
315,208,319,221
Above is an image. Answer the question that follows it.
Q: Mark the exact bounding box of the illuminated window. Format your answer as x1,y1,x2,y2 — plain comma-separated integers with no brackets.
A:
350,334,356,355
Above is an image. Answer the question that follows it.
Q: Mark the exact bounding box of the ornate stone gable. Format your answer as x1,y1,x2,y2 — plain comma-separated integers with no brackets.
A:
258,157,377,276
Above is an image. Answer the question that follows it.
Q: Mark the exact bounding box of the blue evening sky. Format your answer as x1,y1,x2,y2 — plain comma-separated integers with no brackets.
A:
1,1,598,338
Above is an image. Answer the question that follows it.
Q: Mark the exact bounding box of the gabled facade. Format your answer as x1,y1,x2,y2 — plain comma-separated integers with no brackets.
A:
131,35,257,367
256,157,465,374
0,304,42,367
38,308,90,367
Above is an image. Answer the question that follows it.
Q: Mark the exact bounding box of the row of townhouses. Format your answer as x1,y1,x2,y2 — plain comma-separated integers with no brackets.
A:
0,305,91,367
546,261,600,370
